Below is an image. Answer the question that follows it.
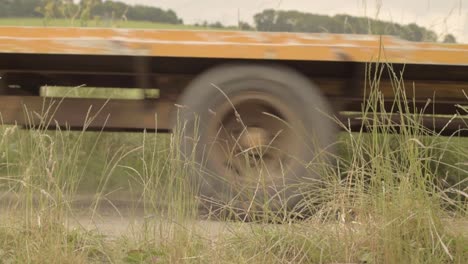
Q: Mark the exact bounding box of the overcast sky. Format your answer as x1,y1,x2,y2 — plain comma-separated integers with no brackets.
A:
120,0,468,42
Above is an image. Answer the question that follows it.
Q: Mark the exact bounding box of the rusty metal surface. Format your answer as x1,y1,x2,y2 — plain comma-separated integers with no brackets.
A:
0,96,172,131
315,78,468,98
0,27,467,65
0,95,465,135
332,96,468,115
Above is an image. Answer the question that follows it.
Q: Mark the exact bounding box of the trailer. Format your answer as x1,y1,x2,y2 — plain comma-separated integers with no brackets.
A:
1,26,468,208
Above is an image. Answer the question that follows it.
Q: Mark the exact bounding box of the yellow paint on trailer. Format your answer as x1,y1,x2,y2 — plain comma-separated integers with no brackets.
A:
0,26,467,65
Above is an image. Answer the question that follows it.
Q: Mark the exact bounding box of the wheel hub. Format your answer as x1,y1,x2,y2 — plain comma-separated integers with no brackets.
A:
239,127,270,150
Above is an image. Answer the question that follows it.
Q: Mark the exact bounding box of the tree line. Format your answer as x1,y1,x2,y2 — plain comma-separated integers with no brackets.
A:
253,9,456,43
0,1,457,43
0,0,183,25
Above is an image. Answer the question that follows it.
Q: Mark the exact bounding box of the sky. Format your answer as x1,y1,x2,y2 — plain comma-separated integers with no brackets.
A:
119,0,468,42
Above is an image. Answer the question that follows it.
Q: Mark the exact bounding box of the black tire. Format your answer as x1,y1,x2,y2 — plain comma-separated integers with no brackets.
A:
173,64,336,218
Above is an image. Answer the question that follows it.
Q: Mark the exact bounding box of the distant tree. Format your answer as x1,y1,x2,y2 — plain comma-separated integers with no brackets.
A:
59,0,81,25
443,34,457,43
239,21,253,31
35,0,61,25
99,3,175,24
254,9,276,31
209,21,224,29
96,0,125,18
0,0,41,17
399,23,437,42
79,0,100,26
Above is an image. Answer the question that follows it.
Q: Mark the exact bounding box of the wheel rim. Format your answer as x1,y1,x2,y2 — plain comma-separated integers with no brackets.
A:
204,91,303,190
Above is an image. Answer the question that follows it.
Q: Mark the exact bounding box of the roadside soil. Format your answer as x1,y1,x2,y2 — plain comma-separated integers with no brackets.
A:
0,192,250,239
0,192,466,240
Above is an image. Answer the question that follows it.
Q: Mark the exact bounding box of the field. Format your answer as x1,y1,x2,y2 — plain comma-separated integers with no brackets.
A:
0,18,467,263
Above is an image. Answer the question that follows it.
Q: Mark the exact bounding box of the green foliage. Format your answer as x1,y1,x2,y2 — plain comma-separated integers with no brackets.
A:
34,0,62,25
0,0,42,17
443,34,457,43
1,0,183,25
127,5,182,24
195,20,227,29
239,21,254,31
254,9,443,42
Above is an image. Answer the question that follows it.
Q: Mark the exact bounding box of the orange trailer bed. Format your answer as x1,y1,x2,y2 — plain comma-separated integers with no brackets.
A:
0,26,467,66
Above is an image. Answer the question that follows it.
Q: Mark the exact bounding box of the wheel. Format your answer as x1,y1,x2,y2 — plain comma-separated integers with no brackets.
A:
173,64,336,218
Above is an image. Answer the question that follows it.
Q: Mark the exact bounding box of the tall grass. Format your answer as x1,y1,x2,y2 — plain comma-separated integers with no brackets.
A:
0,62,466,263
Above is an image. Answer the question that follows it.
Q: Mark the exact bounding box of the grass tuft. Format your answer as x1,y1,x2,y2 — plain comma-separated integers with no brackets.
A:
0,62,466,263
